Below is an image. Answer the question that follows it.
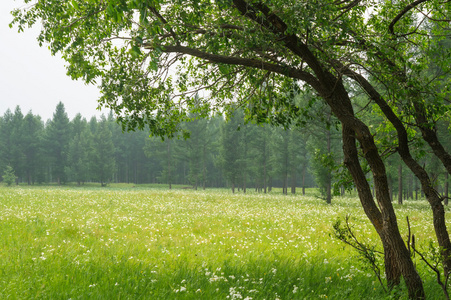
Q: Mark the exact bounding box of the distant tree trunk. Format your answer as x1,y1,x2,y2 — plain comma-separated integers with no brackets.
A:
415,177,418,200
134,163,138,185
167,139,172,190
398,164,403,205
326,181,332,204
301,164,306,195
445,172,449,206
202,144,206,190
409,173,413,200
326,124,332,204
291,165,296,194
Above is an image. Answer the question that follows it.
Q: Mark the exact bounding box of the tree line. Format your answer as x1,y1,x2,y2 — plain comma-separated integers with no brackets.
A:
2,102,449,203
1,102,324,192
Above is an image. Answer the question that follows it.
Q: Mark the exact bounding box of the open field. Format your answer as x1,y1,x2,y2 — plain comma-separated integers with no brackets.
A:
0,185,448,299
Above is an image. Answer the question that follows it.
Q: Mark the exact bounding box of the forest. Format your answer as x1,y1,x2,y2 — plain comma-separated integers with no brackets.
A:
1,100,450,204
0,102,320,191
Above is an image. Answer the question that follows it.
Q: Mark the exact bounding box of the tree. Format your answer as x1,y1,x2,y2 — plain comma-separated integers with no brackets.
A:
21,112,45,185
45,102,71,185
247,123,272,193
10,107,26,184
144,135,178,188
2,165,17,186
0,109,14,179
66,125,92,185
15,2,451,297
91,116,116,186
270,127,291,194
180,116,209,189
218,109,245,193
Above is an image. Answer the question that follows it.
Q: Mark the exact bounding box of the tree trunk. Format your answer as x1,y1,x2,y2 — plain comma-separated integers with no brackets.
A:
445,172,449,206
202,143,206,190
346,67,451,279
342,124,426,298
415,177,418,200
302,164,306,195
398,164,403,205
326,113,332,204
167,139,171,190
325,82,424,298
341,125,402,287
409,173,414,200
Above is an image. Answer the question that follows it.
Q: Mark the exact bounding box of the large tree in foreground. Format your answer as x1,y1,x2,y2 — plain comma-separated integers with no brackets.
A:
12,1,451,298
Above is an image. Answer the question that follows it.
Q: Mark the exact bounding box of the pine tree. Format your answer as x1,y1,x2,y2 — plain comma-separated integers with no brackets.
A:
22,112,44,185
45,102,71,185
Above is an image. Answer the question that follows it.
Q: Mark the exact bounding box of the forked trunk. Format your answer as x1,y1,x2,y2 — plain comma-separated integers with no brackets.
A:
337,96,424,299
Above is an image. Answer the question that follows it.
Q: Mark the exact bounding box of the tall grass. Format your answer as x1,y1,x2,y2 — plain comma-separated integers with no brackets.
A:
0,185,448,299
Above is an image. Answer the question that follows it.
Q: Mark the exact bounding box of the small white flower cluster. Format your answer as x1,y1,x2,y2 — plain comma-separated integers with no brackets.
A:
174,279,187,293
227,287,243,299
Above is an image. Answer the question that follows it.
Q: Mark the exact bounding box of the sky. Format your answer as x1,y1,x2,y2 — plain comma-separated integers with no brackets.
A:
0,0,105,122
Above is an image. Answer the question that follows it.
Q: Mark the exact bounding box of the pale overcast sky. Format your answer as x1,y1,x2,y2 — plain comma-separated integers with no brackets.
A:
0,0,104,122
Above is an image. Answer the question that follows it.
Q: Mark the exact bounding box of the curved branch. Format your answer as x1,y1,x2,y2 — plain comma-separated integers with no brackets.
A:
389,0,429,35
145,43,322,89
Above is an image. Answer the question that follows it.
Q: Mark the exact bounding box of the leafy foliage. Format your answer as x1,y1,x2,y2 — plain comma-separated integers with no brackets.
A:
2,165,17,186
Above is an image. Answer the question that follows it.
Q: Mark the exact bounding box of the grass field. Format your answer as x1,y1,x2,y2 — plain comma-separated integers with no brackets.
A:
0,184,448,299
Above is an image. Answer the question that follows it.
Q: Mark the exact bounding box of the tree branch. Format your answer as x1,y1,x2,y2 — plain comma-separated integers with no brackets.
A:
144,43,321,89
388,0,429,35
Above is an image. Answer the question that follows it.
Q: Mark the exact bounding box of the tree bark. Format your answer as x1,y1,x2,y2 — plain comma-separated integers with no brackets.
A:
167,139,171,190
326,120,332,204
302,164,306,195
342,125,401,287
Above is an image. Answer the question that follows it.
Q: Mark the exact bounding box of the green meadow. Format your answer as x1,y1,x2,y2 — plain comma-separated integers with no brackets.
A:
0,185,448,299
